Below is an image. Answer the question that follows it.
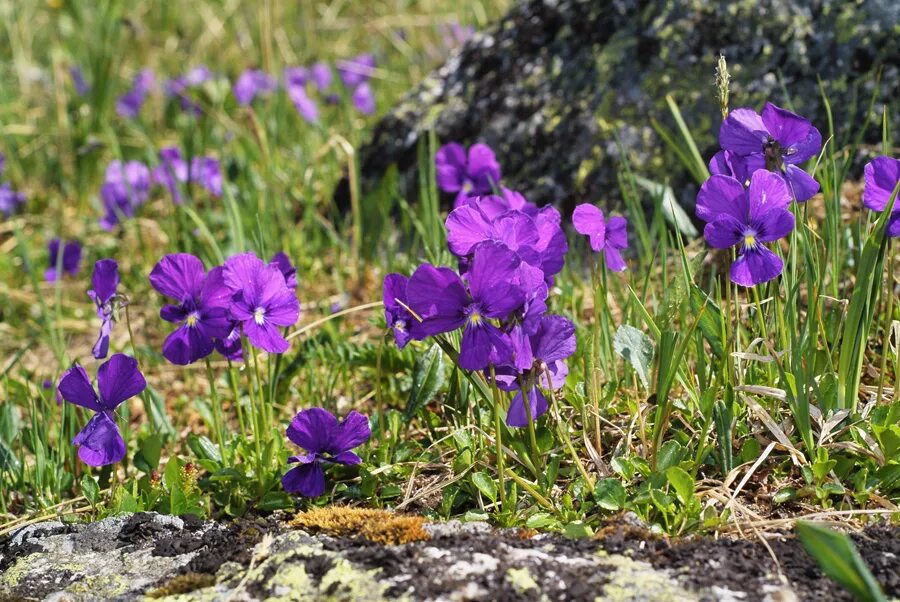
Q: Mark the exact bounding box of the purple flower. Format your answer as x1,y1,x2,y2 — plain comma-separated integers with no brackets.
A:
337,54,375,89
116,70,154,118
718,102,822,202
863,156,900,238
58,354,146,466
287,84,319,123
190,156,223,197
383,273,425,349
166,66,212,114
153,147,189,202
223,252,300,354
149,254,233,365
351,82,375,115
572,204,629,272
441,22,475,48
282,408,371,497
69,67,90,96
408,242,527,370
100,160,151,229
0,152,5,175
284,67,310,88
435,142,501,208
696,171,794,287
233,69,277,105
0,183,25,217
214,325,243,362
45,239,82,282
311,62,332,91
88,259,120,360
498,315,575,427
269,251,297,289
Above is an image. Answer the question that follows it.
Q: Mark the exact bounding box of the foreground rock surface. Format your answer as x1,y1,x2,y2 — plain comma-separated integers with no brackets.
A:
2,512,899,601
357,0,898,212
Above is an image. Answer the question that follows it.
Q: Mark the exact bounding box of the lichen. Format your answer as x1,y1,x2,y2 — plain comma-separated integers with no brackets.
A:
289,507,430,546
597,554,695,602
146,572,217,598
505,567,540,594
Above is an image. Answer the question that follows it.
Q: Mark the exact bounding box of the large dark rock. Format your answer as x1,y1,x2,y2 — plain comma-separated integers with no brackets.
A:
358,0,898,213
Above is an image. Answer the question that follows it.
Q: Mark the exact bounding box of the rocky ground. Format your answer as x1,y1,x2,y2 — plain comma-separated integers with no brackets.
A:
1,511,898,601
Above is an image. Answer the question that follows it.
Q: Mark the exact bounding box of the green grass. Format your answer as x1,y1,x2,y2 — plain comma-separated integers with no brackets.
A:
1,0,898,544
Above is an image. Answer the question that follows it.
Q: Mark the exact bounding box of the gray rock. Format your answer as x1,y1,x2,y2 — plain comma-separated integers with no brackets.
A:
355,0,898,214
2,513,898,600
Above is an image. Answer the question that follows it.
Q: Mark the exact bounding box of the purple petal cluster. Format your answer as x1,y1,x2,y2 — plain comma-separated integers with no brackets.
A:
0,153,26,217
572,204,629,272
337,54,376,116
862,156,900,238
696,171,794,287
45,239,82,282
435,143,501,207
233,69,277,105
165,66,212,114
70,67,90,96
153,147,222,203
100,160,152,230
149,251,300,364
58,354,146,466
282,408,371,497
116,70,155,119
88,259,120,359
713,102,822,202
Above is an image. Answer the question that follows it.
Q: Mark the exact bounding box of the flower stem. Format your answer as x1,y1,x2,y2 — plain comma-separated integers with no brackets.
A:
489,366,507,513
877,241,895,404
205,358,228,465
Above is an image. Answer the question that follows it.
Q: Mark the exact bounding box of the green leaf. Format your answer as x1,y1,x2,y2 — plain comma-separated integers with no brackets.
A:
525,513,558,529
613,325,655,389
258,491,295,511
563,521,593,539
81,475,100,506
134,435,162,473
0,438,20,472
163,456,182,491
471,471,498,503
405,344,445,419
690,285,724,358
594,477,627,510
187,434,222,463
795,522,886,602
655,440,684,472
665,466,695,505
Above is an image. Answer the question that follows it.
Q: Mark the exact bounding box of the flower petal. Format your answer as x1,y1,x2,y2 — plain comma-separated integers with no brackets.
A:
72,412,126,466
244,320,290,354
695,175,748,223
459,322,512,370
407,264,468,335
755,209,795,243
149,253,205,302
731,246,783,287
330,410,371,454
748,170,793,217
572,204,605,251
281,462,326,497
97,354,147,409
163,325,215,365
506,388,549,428
286,407,339,453
531,315,576,363
58,365,101,411
445,204,493,256
761,102,820,162
703,214,745,249
863,156,900,212
90,259,119,305
467,242,526,318
719,107,767,155
782,165,819,203
604,247,627,272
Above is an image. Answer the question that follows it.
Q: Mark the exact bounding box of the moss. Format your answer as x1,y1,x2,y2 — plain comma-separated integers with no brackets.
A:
146,573,216,598
289,507,430,546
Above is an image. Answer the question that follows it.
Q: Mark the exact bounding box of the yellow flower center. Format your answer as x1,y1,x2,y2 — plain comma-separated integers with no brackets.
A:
744,233,757,247
469,311,482,325
186,312,199,327
253,307,266,325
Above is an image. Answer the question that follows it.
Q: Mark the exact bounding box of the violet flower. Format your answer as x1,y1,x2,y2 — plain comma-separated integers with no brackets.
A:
190,156,223,197
100,160,151,230
337,54,375,89
153,147,189,203
496,315,575,427
863,156,900,238
696,171,794,287
223,252,300,354
287,84,319,123
0,183,25,217
149,254,232,365
282,408,371,497
435,142,501,208
716,102,822,202
572,204,629,272
69,67,90,96
351,82,375,115
88,259,120,359
383,273,424,349
233,69,277,105
166,66,212,114
269,251,298,289
116,70,155,119
58,354,146,466
45,239,82,282
311,62,332,91
407,241,526,370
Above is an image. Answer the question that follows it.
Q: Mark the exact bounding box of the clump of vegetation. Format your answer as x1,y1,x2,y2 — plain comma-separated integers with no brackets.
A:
289,507,430,545
146,572,216,598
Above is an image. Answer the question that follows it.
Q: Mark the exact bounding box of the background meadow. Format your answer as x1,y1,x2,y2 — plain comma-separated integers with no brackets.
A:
1,0,898,555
